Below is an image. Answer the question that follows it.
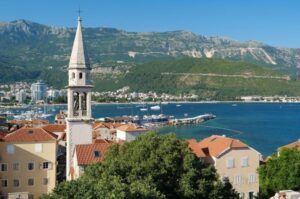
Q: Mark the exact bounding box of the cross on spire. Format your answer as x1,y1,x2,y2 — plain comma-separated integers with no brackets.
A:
77,8,82,21
78,8,82,17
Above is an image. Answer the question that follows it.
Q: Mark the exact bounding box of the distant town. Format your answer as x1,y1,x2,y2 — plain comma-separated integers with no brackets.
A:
2,81,300,108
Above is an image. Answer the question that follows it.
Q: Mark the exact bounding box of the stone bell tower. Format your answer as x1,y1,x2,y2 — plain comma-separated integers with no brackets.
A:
66,16,93,180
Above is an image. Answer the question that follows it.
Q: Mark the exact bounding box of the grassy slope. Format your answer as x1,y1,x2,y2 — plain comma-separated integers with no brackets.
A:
93,58,300,100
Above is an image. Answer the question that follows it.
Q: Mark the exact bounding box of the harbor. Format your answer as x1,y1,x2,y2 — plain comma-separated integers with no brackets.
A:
1,102,299,156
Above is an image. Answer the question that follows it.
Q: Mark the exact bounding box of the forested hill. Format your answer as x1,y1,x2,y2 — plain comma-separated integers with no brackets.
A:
93,58,300,100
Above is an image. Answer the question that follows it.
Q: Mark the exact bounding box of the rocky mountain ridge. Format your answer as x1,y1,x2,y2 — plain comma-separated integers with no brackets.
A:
1,19,300,76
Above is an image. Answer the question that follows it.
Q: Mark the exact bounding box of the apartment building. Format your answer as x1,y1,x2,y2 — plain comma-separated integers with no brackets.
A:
188,135,262,199
0,127,57,199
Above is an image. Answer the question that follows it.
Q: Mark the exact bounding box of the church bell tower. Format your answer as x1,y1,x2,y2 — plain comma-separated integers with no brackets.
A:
66,16,93,180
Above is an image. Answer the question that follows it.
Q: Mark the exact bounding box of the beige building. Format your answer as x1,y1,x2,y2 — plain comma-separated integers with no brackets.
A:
92,122,123,141
116,124,148,142
188,135,262,199
0,127,57,199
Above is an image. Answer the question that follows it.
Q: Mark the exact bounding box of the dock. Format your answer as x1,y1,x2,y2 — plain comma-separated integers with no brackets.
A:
169,114,216,125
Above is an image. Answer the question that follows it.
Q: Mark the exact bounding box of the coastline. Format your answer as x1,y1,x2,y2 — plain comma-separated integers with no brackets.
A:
91,100,300,105
2,100,300,109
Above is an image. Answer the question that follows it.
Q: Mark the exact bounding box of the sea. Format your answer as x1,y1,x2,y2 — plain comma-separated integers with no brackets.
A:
6,102,300,157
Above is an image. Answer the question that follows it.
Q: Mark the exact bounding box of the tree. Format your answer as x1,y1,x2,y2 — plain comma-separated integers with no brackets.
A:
42,132,239,199
258,148,300,198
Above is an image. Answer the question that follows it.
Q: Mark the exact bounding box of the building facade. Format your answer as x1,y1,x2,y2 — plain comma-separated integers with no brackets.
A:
15,90,27,103
188,135,262,199
0,128,57,199
31,81,47,102
66,16,93,180
116,124,148,142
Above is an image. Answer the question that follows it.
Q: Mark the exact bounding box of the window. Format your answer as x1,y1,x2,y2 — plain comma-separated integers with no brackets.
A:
12,163,19,171
94,150,101,158
6,144,15,154
241,157,249,167
79,72,83,79
28,162,34,170
13,179,20,187
41,162,51,169
43,178,49,185
235,175,242,184
1,179,8,188
249,192,254,199
0,163,8,172
248,174,256,183
226,158,235,168
28,178,34,186
72,72,75,79
35,143,43,153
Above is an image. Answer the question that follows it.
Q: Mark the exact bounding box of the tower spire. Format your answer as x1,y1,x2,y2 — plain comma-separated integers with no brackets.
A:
69,12,90,69
66,16,93,181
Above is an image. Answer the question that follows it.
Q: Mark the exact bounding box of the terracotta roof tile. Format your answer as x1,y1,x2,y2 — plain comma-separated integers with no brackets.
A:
0,132,8,141
3,127,57,142
187,139,206,157
188,135,248,158
42,124,66,133
279,139,300,151
9,119,49,125
116,124,147,132
75,142,112,165
93,122,123,130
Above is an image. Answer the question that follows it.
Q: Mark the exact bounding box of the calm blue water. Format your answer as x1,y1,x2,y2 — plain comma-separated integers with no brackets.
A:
7,103,300,156
92,103,300,156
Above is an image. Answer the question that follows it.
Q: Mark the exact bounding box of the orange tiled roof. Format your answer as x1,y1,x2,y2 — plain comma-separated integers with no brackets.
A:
187,139,206,157
9,119,49,125
279,139,300,151
116,124,147,132
3,127,57,142
42,124,66,133
75,142,112,165
93,139,114,144
188,135,248,158
93,122,123,130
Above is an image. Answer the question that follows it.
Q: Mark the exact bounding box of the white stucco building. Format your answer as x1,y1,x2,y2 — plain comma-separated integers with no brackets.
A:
116,124,148,142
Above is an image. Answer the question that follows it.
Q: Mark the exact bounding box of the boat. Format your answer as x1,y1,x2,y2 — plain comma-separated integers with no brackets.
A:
184,113,188,117
176,104,181,107
140,108,148,111
232,104,237,107
40,113,53,118
150,105,160,111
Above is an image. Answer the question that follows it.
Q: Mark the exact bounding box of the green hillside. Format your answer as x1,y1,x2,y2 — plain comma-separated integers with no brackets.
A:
93,58,300,100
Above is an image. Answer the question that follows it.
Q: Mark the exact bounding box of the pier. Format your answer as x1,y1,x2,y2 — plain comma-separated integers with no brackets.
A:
169,114,216,125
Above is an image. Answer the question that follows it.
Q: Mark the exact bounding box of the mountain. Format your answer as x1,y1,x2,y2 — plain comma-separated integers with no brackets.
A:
93,58,300,100
1,19,300,88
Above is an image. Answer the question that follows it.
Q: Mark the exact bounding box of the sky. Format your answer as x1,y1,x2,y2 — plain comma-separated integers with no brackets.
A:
1,0,300,48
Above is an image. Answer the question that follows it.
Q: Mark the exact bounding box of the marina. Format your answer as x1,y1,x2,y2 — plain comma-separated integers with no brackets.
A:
1,102,300,156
